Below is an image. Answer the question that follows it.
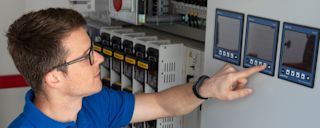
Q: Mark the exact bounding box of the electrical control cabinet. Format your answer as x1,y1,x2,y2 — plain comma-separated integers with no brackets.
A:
121,32,147,93
122,39,134,92
99,28,134,89
99,26,123,88
146,47,159,92
213,9,244,65
144,40,173,93
109,0,146,25
132,36,159,94
87,24,123,88
121,33,199,128
278,23,319,88
69,0,96,12
143,40,186,128
31,0,206,127
110,29,135,90
100,32,112,87
243,15,279,76
94,23,204,128
111,36,122,74
109,0,207,32
100,27,203,128
133,42,148,91
185,47,203,82
121,33,155,128
203,1,320,128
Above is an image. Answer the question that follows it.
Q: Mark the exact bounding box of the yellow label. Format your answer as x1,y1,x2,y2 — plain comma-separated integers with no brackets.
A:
124,86,133,91
125,57,136,65
114,81,122,87
104,77,111,81
114,52,124,60
93,45,102,52
137,61,149,70
103,49,113,56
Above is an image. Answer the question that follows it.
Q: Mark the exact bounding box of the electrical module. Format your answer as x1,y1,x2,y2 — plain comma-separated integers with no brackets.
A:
278,22,319,88
243,15,279,76
213,9,244,65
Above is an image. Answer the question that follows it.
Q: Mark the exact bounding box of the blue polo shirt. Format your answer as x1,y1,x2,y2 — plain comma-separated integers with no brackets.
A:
9,87,135,128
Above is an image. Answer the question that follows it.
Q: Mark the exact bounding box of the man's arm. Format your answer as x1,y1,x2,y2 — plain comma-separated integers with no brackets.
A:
131,82,201,123
130,64,266,123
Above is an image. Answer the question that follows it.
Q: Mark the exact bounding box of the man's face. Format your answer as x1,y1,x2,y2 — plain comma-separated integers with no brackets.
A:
59,27,104,97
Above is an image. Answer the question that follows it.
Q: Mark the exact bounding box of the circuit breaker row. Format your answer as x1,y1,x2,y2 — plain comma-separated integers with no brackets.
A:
87,24,203,128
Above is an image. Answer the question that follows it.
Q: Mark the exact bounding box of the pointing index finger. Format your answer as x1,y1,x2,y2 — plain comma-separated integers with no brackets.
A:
234,65,266,79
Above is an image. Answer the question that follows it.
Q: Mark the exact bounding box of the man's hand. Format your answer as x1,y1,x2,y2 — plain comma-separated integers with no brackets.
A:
199,64,266,100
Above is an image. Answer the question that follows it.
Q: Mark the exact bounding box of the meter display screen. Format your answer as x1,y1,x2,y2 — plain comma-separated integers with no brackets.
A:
213,9,244,65
243,15,279,76
282,31,315,72
278,22,320,88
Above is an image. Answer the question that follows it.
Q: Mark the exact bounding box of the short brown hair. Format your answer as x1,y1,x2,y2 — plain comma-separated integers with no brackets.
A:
7,8,87,93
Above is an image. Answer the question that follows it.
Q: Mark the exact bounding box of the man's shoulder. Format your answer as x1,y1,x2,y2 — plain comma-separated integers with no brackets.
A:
8,113,34,128
84,87,134,102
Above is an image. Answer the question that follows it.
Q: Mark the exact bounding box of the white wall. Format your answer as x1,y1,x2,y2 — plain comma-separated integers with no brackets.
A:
0,1,28,127
0,1,69,127
25,0,69,12
0,1,24,75
0,88,30,127
202,0,320,128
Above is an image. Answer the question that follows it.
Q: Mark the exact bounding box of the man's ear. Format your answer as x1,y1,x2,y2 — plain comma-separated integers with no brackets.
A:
44,70,64,88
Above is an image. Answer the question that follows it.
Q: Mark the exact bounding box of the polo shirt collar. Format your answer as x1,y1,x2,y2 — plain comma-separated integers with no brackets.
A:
23,90,77,128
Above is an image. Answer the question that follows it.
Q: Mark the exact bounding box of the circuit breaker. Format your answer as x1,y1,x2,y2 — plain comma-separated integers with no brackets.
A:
94,26,122,88
87,22,103,53
132,36,159,93
144,40,186,128
121,32,147,93
99,28,134,89
146,47,159,91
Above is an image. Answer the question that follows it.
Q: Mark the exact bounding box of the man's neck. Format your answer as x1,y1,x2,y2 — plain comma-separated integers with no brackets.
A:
34,91,83,123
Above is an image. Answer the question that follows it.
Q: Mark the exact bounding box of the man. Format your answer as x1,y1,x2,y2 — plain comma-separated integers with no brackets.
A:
7,8,265,127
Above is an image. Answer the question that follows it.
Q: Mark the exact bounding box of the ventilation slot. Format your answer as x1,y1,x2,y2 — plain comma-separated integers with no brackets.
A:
160,117,174,128
163,73,176,84
164,62,175,73
163,62,176,84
